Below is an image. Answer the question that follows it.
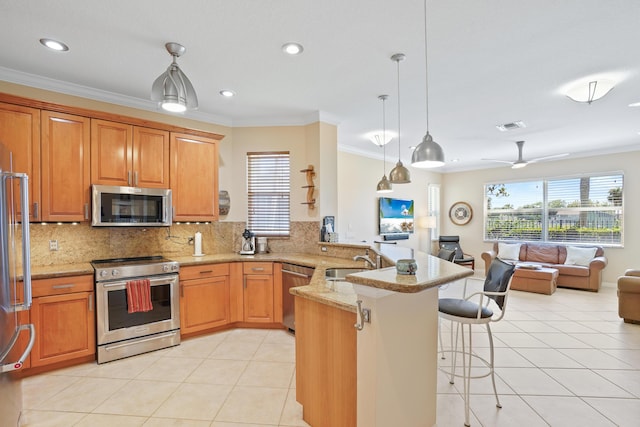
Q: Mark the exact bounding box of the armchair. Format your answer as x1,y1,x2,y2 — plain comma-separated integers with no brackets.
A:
438,235,475,270
618,269,640,324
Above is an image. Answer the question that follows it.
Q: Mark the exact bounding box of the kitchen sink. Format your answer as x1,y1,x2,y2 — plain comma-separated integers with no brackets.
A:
324,267,368,280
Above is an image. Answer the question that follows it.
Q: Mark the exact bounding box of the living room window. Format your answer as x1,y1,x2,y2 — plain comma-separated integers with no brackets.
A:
484,173,623,246
247,151,291,237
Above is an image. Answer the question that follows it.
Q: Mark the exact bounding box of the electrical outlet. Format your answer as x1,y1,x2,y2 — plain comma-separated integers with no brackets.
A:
321,246,327,252
49,240,58,251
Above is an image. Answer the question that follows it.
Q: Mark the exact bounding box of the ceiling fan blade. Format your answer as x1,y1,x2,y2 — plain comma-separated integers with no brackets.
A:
481,158,515,164
528,153,570,163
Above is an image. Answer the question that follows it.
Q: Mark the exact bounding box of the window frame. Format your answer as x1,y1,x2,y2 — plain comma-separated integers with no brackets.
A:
484,172,623,247
246,151,291,238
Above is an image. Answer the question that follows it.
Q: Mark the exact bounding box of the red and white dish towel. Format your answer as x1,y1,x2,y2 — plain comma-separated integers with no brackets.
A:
126,279,153,313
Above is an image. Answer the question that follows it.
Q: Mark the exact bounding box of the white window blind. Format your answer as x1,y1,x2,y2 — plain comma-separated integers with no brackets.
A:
485,180,544,241
247,151,290,237
484,173,623,246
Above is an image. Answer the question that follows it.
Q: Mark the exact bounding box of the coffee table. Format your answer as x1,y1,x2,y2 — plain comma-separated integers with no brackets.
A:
511,265,559,295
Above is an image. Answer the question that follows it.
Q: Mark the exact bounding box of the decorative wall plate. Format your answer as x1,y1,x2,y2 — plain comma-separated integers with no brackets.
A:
449,201,473,225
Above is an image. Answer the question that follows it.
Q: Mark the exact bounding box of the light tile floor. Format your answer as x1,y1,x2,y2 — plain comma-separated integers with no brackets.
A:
20,282,640,426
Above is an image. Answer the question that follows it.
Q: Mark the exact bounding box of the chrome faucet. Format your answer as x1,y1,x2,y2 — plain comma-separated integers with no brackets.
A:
353,249,380,269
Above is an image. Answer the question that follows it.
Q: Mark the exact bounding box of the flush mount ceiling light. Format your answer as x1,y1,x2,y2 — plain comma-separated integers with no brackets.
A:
151,42,198,113
282,42,304,55
39,38,69,52
388,53,411,184
219,90,236,97
565,79,615,104
367,130,395,146
411,0,444,169
376,95,393,194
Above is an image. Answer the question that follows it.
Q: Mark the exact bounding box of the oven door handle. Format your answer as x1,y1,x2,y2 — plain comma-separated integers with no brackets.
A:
100,276,178,289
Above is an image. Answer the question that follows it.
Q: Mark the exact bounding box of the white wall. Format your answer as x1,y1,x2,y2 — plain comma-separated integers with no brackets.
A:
441,150,640,283
336,151,442,254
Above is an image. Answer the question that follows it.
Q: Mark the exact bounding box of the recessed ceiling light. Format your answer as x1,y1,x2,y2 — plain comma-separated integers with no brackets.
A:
629,102,640,107
39,38,69,52
451,158,460,162
282,42,303,55
219,90,235,97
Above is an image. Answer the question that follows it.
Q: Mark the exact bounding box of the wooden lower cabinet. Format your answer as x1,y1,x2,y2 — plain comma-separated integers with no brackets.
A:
180,263,230,335
30,275,96,368
295,296,357,427
243,262,274,323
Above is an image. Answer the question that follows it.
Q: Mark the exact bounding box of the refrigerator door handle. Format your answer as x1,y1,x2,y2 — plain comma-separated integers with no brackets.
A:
3,172,32,310
0,324,35,373
18,173,32,309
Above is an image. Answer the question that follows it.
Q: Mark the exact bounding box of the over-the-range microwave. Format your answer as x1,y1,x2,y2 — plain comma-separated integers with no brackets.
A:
91,185,172,227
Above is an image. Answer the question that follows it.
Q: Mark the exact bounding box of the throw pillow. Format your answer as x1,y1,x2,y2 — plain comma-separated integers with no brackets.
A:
564,246,598,266
498,242,521,261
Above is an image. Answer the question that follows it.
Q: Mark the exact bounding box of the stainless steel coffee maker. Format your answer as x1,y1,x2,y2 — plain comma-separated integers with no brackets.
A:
240,228,255,255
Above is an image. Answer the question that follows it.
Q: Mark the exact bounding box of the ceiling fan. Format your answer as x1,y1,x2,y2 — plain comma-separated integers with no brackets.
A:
482,141,569,169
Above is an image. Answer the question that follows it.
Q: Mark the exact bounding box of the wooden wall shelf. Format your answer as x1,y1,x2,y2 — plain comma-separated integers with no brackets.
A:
301,165,316,208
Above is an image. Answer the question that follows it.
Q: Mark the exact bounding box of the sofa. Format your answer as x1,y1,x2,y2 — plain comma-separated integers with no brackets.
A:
481,242,607,292
618,270,640,323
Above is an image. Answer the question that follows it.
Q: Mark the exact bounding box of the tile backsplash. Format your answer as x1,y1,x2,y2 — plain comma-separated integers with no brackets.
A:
29,221,321,266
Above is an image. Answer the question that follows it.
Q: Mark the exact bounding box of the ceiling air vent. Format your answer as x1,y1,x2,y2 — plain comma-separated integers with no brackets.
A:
496,121,526,132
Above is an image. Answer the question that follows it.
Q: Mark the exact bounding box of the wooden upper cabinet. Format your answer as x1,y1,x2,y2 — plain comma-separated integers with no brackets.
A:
132,126,170,188
41,111,91,222
0,102,41,221
91,119,169,188
170,132,219,222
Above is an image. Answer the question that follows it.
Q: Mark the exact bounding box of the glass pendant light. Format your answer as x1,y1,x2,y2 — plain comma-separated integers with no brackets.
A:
376,95,393,193
411,0,445,168
389,53,411,184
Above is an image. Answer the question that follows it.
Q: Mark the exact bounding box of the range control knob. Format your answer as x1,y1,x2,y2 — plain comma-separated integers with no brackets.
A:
171,264,179,271
100,270,108,278
111,269,119,277
162,264,170,272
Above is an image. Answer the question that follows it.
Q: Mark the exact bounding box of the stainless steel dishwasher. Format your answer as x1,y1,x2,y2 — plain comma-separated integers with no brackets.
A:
282,263,315,332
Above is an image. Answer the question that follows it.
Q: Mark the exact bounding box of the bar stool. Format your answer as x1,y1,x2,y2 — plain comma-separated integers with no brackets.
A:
438,258,515,426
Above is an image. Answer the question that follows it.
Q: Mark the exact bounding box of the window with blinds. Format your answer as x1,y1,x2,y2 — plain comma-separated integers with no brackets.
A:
484,173,623,246
246,151,291,237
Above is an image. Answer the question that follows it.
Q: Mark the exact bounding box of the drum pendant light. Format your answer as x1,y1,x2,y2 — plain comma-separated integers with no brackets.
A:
151,42,199,113
389,53,411,184
411,0,445,168
376,95,393,193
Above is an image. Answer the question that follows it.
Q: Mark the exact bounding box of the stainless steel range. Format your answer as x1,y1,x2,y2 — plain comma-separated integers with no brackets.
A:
92,256,180,364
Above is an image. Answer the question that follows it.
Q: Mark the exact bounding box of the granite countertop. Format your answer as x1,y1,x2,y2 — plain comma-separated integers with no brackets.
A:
29,246,473,314
29,252,364,313
345,252,474,293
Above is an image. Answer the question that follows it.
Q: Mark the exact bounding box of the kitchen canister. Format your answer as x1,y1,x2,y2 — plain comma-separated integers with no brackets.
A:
396,259,417,275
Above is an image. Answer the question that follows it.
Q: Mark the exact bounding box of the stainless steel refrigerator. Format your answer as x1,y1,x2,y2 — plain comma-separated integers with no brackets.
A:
0,144,34,426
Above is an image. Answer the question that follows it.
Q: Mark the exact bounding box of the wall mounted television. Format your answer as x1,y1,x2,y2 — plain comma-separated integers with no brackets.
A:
379,197,414,235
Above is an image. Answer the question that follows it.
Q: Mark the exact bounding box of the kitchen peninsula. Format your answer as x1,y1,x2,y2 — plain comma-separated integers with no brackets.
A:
291,244,474,427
